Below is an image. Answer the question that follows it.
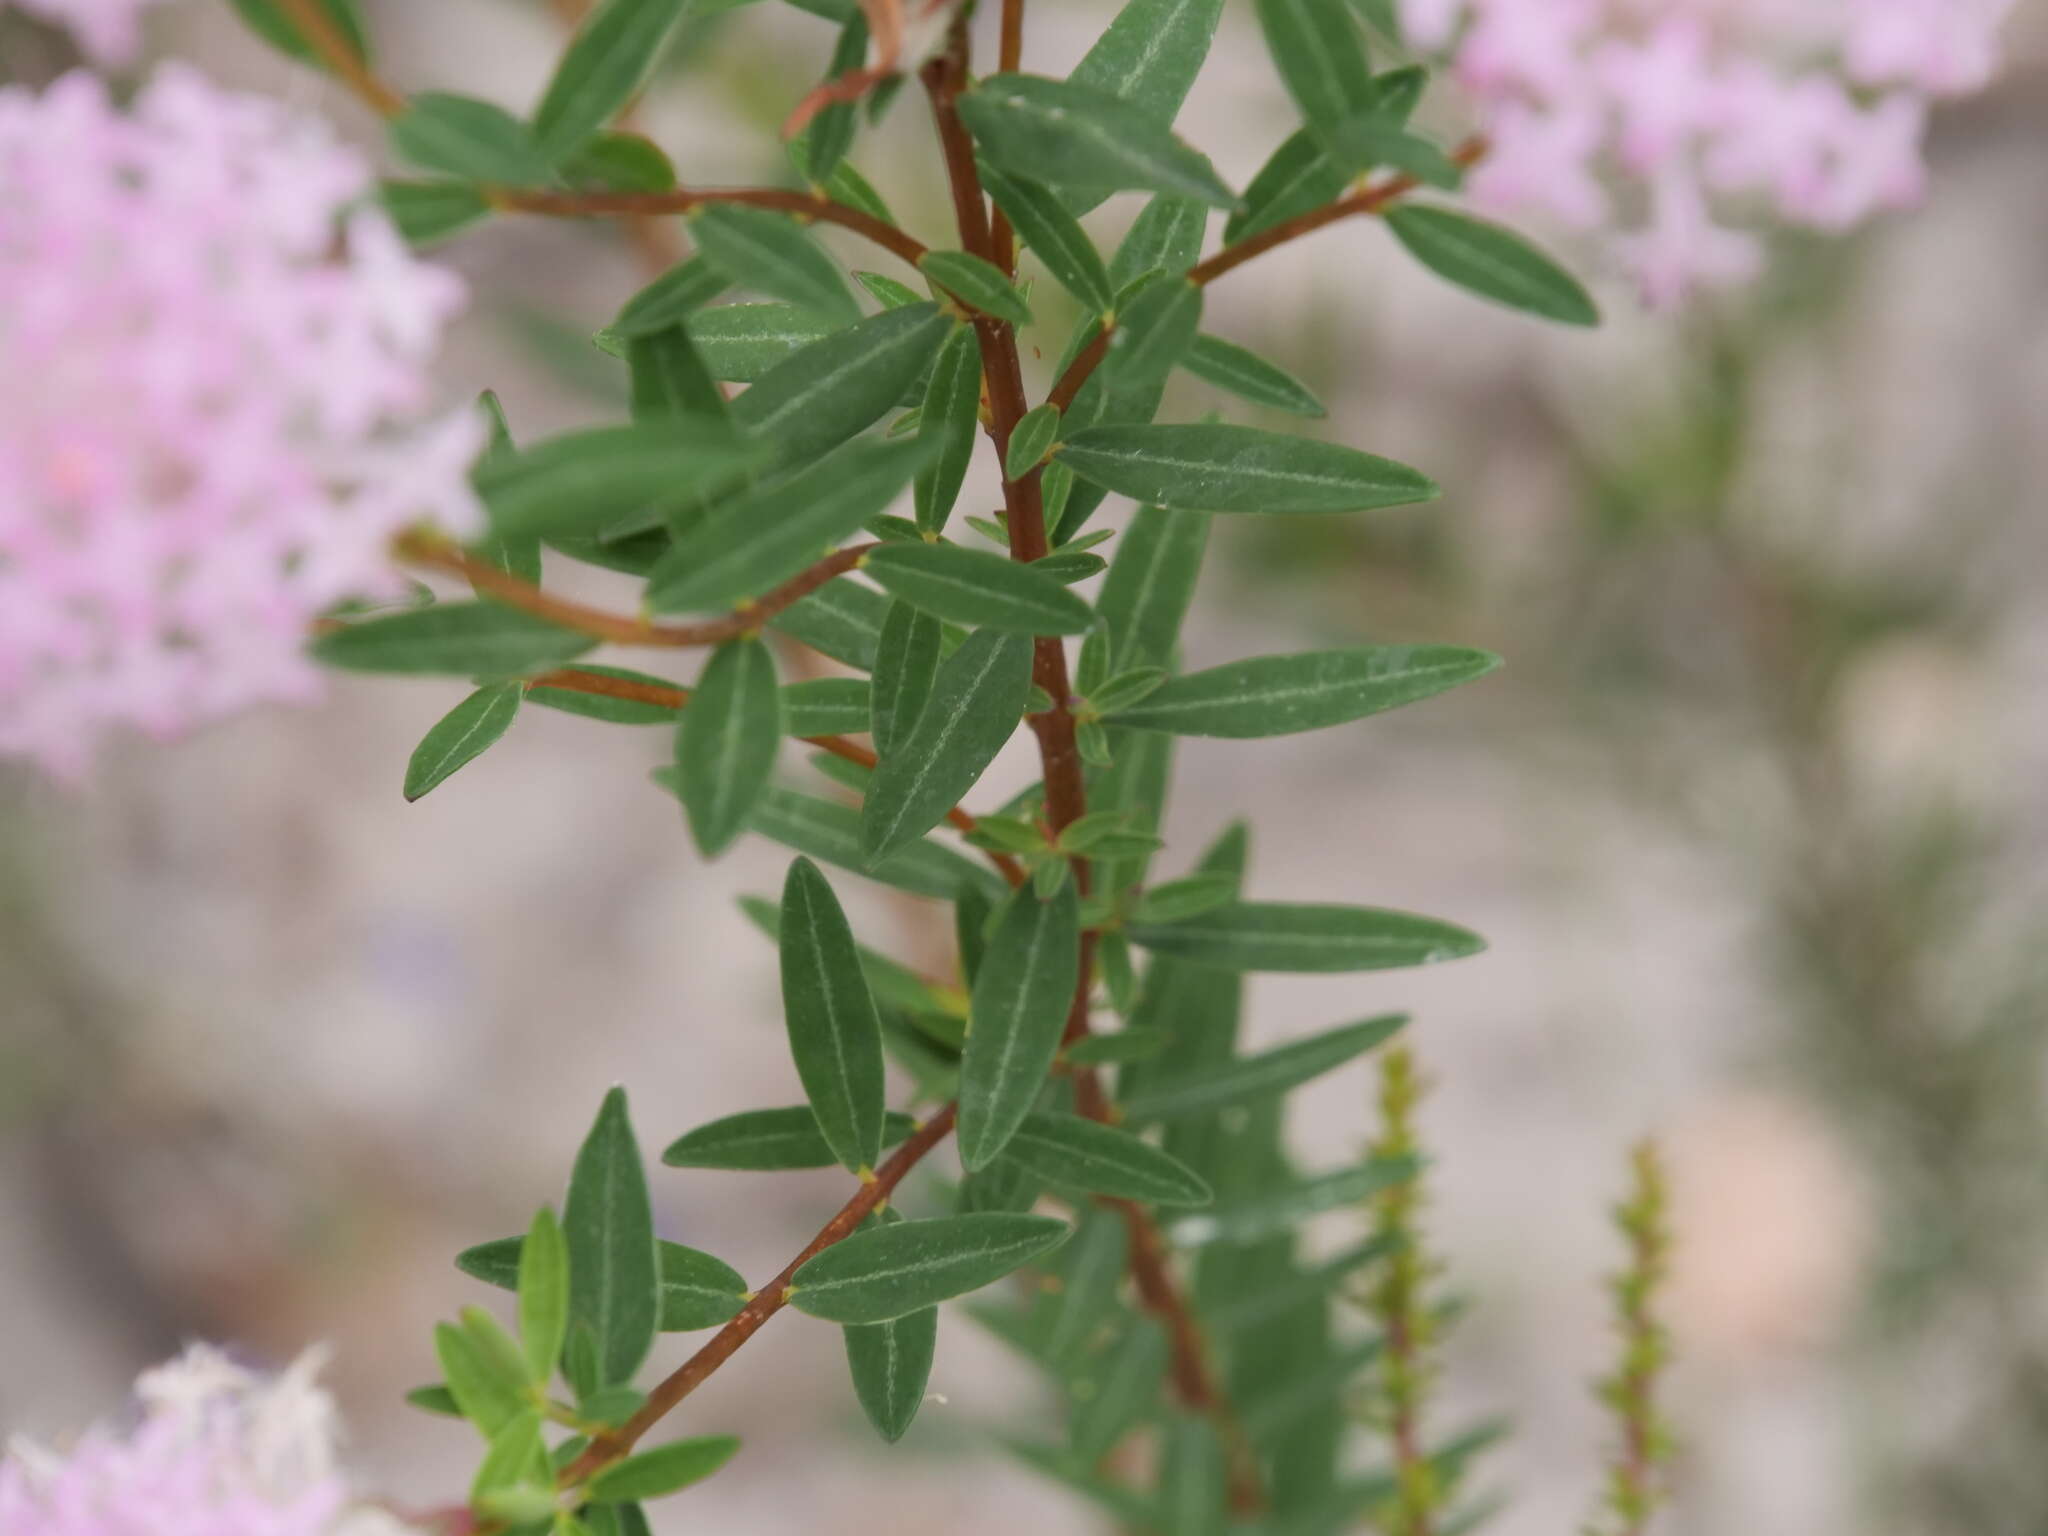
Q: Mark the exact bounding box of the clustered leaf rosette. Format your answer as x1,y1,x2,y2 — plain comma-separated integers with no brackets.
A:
1399,0,2016,303
0,1344,423,1536
0,64,482,780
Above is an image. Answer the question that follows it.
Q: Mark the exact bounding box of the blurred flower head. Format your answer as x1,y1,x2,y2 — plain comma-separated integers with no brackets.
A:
0,1343,425,1536
0,66,483,780
9,0,171,66
1402,0,2015,304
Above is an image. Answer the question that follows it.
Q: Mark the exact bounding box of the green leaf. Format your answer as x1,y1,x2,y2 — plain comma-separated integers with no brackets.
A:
1000,1112,1210,1205
1323,115,1464,188
854,270,923,309
526,664,679,725
1166,1157,1417,1246
1225,128,1348,244
913,324,982,534
1253,0,1375,147
1057,423,1438,514
533,0,693,164
918,250,1034,327
434,1319,527,1437
653,1243,751,1331
562,130,678,192
958,883,1082,1171
517,1207,570,1384
841,1209,938,1442
390,93,549,185
1385,205,1599,326
862,628,1035,862
1007,1437,1159,1524
872,600,943,760
733,303,952,466
1157,1415,1228,1536
472,1408,551,1506
585,1436,742,1503
789,1213,1071,1323
803,13,870,183
1064,1029,1165,1065
646,436,926,613
739,784,1001,901
1128,901,1484,973
769,576,890,670
406,1384,463,1417
1103,278,1201,389
313,603,593,678
1068,0,1224,169
628,325,727,424
1095,505,1209,672
404,684,522,801
686,304,837,381
691,205,859,326
614,255,731,337
1109,196,1208,288
673,639,782,856
380,181,491,247
662,1105,920,1171
1108,645,1499,737
866,544,1094,636
227,0,371,70
1130,872,1236,923
1005,404,1063,481
1204,1236,1394,1334
959,75,1238,210
779,857,889,1174
1069,1318,1168,1458
782,677,872,737
476,422,761,540
979,166,1115,313
1182,333,1326,417
575,1385,649,1428
562,1087,661,1393
1123,1014,1407,1122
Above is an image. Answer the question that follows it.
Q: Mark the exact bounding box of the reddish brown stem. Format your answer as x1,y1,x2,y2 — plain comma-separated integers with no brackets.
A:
396,534,871,650
277,0,406,117
499,185,931,270
559,1105,959,1487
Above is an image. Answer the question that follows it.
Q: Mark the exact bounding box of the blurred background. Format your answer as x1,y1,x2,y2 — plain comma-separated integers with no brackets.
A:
3,2,2046,1532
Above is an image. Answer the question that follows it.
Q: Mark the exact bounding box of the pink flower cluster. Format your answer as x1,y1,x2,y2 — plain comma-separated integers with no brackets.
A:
1401,0,2015,304
8,0,171,65
0,67,482,779
0,1345,424,1536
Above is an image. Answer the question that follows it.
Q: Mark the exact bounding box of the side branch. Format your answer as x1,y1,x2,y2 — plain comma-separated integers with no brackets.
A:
396,533,871,650
498,186,931,270
559,1104,960,1487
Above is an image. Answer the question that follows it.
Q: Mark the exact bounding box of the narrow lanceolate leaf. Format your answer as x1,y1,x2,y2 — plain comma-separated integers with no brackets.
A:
662,1106,919,1171
313,604,593,677
227,0,370,71
517,1207,570,1384
1068,0,1224,139
1128,902,1485,973
1385,205,1600,327
405,684,522,801
919,250,1033,327
959,75,1238,210
998,1113,1212,1206
1095,505,1209,672
1158,1416,1228,1536
564,129,678,192
958,883,1082,1172
1107,645,1501,737
562,1087,661,1393
674,639,782,856
1102,278,1202,389
782,677,871,736
434,1321,525,1437
1183,333,1326,417
1111,196,1209,288
381,181,490,247
471,1410,550,1510
866,544,1094,636
585,1436,742,1503
979,166,1115,313
532,0,693,164
914,324,981,534
1323,115,1465,188
862,628,1034,862
789,1213,1071,1324
768,577,890,671
687,304,837,381
691,205,860,326
1166,1157,1418,1247
1226,127,1348,244
1254,0,1375,146
1005,404,1063,482
1057,423,1438,515
1121,1014,1408,1122
628,325,727,423
475,422,760,539
390,93,550,186
654,1243,750,1331
1069,1319,1169,1458
872,600,943,760
614,255,731,337
735,303,952,466
742,785,1001,901
779,858,888,1174
842,1209,938,1443
647,436,926,613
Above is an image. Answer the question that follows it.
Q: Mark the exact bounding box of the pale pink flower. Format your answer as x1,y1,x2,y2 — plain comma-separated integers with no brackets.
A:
0,67,483,780
0,1344,425,1536
9,0,171,65
1399,0,2016,305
